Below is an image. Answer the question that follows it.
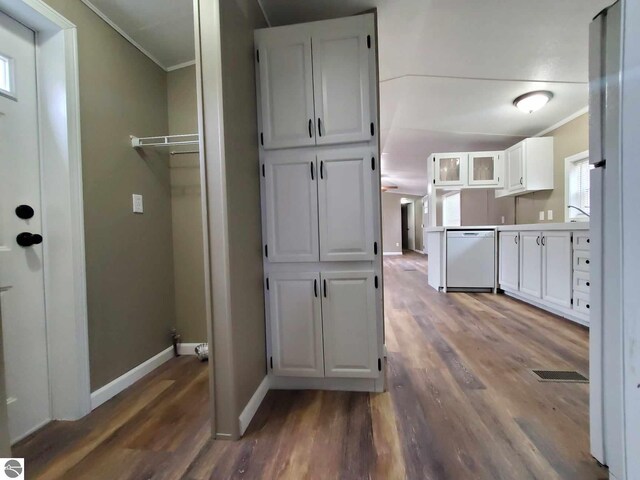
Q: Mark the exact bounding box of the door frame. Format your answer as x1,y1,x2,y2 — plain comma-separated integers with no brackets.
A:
0,0,90,425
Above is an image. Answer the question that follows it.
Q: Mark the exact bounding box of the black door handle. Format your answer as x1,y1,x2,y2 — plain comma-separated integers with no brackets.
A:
308,119,313,138
541,236,546,246
320,161,324,179
16,232,43,247
536,236,540,246
520,177,523,185
15,205,34,219
314,279,318,298
318,118,323,137
323,279,327,297
310,162,314,180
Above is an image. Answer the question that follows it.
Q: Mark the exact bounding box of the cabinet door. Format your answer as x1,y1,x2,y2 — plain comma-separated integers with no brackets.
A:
263,152,319,262
468,151,502,186
256,28,315,149
507,143,524,192
499,232,519,291
519,231,542,297
317,148,375,261
269,272,324,377
312,16,372,145
541,231,572,308
433,153,468,186
321,271,378,378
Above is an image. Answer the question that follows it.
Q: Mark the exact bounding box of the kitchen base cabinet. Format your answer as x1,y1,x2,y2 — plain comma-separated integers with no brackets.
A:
498,232,519,291
519,232,542,298
541,232,572,308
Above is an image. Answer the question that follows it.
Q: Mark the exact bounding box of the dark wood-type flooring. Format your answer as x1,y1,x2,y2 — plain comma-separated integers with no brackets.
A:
14,252,607,479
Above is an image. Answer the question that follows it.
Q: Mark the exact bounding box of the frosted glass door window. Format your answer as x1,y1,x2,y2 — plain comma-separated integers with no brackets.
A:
468,152,501,186
472,157,494,181
433,154,466,186
439,157,460,182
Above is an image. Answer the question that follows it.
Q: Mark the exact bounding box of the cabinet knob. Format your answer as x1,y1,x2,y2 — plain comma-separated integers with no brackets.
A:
586,282,590,287
586,304,590,309
586,259,590,265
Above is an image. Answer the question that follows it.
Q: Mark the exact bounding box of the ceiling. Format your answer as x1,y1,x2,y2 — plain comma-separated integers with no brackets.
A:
85,0,610,194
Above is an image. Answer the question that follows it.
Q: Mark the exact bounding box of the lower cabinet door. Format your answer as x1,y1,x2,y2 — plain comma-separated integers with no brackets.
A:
519,231,542,298
269,272,324,377
541,231,572,308
499,232,519,291
321,271,378,378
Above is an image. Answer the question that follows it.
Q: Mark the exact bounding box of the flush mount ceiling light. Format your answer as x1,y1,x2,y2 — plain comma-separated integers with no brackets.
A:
513,90,553,113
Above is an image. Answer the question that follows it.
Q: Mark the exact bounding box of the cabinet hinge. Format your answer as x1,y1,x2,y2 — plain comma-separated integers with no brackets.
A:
260,132,264,146
256,49,259,63
370,122,375,137
264,244,268,258
367,35,371,49
378,358,382,371
266,277,269,290
374,241,378,255
261,164,265,177
270,356,273,369
371,156,375,171
375,275,379,288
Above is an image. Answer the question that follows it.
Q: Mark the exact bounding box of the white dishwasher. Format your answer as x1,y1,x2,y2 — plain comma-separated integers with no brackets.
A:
446,230,495,290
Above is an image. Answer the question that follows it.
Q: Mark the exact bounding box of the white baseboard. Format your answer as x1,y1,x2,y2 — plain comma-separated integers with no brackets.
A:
239,375,270,435
411,249,426,255
383,252,402,256
90,346,174,410
177,342,205,356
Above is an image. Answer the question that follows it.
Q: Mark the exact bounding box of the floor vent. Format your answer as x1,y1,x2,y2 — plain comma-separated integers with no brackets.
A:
531,370,588,383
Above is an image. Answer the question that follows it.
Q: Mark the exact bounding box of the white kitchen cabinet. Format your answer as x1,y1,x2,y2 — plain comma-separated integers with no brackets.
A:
268,272,324,377
541,231,572,308
496,137,554,197
468,151,503,186
318,147,375,261
263,151,319,262
321,271,378,378
255,26,315,149
519,231,542,297
499,231,519,291
432,153,468,187
313,16,372,145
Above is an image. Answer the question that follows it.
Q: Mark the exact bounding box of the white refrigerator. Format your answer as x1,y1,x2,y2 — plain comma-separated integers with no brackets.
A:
589,2,625,478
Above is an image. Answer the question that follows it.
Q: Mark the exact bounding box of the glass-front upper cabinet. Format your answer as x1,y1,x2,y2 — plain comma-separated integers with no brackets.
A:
433,153,467,186
468,151,503,187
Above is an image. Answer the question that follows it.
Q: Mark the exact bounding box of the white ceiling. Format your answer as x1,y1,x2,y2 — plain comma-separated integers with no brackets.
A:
81,0,195,70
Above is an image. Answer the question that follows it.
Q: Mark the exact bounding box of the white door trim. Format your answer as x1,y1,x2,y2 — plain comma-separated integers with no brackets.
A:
0,0,90,420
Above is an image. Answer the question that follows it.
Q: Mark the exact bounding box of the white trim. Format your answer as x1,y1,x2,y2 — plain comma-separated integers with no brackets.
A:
534,106,589,137
90,347,174,410
238,375,270,435
383,252,403,256
502,289,589,327
177,342,204,356
269,375,383,392
411,249,425,255
80,0,168,71
167,59,196,72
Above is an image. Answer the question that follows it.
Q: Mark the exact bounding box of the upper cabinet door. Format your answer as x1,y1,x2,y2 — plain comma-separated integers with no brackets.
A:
507,143,525,192
433,153,468,187
312,16,373,146
321,271,378,378
468,151,503,187
519,231,542,298
317,147,375,261
263,151,319,262
541,231,572,308
268,272,324,377
256,27,316,149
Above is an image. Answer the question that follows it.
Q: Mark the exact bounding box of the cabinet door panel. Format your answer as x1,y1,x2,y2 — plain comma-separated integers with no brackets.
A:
264,152,319,262
519,231,542,297
468,151,502,186
507,143,524,192
269,273,324,377
499,232,519,291
541,231,572,308
318,148,375,261
312,16,372,145
321,271,378,378
256,28,315,149
433,153,467,186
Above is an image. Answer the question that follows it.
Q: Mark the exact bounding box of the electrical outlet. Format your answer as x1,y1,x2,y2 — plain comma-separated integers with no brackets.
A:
501,216,505,224
547,209,553,220
396,243,400,247
132,194,144,214
539,211,545,221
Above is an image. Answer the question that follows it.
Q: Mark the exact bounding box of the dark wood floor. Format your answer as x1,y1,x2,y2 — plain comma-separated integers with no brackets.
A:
14,252,607,479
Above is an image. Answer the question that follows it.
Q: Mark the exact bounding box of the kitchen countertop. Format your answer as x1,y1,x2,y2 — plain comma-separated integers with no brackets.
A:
426,222,589,233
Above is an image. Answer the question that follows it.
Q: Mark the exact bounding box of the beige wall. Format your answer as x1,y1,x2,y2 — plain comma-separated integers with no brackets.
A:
382,193,402,253
435,189,515,226
44,0,176,390
167,66,207,343
516,114,589,224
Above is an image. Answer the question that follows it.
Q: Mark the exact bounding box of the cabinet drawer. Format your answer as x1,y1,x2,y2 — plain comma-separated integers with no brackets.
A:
573,292,591,315
574,232,591,251
573,250,591,272
573,271,591,294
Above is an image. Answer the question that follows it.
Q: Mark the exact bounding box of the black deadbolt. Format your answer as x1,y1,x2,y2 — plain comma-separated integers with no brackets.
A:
16,232,43,248
15,205,34,220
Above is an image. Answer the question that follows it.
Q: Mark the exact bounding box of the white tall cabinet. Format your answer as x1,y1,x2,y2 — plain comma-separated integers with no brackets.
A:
256,14,383,392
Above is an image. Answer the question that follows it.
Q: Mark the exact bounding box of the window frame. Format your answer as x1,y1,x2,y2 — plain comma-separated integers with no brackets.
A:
442,190,461,227
564,150,591,222
0,52,16,100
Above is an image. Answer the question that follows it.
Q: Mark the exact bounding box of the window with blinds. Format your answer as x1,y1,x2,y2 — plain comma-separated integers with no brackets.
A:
0,54,12,95
567,156,593,221
442,192,461,226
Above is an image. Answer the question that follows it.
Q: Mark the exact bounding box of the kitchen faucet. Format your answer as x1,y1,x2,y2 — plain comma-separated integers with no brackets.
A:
567,205,590,218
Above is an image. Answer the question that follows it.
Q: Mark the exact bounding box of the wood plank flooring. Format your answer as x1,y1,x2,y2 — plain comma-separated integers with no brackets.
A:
14,252,607,479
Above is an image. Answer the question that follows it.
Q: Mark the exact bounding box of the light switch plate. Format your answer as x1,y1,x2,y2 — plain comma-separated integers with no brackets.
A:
539,211,545,221
132,194,144,214
547,210,553,220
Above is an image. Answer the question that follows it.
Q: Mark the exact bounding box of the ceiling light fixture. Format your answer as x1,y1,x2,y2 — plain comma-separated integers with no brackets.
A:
513,90,553,113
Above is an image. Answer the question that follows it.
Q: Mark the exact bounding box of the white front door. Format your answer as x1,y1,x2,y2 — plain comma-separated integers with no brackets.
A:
0,11,51,443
